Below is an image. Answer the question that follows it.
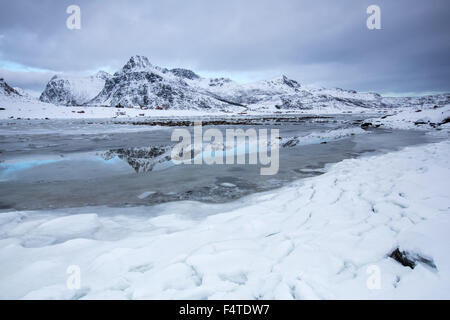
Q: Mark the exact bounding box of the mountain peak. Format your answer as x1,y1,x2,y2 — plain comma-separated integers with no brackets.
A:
271,74,301,89
95,70,111,80
170,68,200,80
121,55,152,73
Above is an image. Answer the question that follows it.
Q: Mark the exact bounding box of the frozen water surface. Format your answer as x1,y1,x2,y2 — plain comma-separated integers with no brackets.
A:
0,111,449,299
0,114,440,211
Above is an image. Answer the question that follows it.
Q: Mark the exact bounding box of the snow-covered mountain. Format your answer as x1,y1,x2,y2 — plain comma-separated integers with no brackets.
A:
88,56,391,111
36,55,450,112
39,71,111,106
189,74,450,111
89,56,239,111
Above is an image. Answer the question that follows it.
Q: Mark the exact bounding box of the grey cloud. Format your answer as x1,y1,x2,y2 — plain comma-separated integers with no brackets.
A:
0,68,54,92
0,0,449,94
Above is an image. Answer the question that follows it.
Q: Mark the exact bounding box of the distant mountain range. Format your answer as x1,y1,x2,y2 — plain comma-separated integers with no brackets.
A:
3,56,450,112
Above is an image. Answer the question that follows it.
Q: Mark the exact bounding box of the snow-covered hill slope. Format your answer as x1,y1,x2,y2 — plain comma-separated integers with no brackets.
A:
362,104,450,130
0,75,230,119
1,78,77,119
1,77,40,108
13,87,40,100
1,140,449,299
0,94,226,119
0,78,21,96
39,71,111,106
188,75,379,112
189,75,450,112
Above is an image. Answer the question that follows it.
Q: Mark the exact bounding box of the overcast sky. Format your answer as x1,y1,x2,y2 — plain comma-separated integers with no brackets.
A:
0,0,449,96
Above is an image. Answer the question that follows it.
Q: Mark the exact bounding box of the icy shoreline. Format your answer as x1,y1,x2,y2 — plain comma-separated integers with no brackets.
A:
1,140,449,299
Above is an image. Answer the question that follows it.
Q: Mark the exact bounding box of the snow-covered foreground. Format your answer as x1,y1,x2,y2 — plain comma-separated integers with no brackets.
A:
0,140,449,299
0,94,373,120
0,94,231,120
366,104,450,130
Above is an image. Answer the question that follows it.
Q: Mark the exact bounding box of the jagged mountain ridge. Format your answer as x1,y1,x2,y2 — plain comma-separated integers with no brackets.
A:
90,56,235,110
191,73,450,111
190,74,449,111
37,55,450,111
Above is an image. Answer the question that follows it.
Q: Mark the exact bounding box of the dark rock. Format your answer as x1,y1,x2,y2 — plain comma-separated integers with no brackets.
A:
389,248,437,270
440,117,450,125
389,248,416,269
170,68,200,80
102,146,171,173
